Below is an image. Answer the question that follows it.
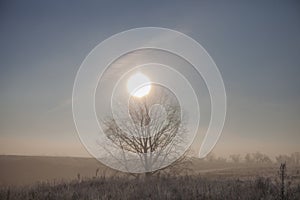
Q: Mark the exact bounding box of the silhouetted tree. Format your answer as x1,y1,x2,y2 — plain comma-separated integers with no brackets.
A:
102,90,189,176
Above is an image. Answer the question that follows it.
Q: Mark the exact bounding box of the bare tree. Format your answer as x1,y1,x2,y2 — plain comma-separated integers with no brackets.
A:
102,89,189,176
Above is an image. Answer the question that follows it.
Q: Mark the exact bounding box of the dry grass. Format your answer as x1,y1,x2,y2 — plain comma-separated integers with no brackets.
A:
1,171,300,200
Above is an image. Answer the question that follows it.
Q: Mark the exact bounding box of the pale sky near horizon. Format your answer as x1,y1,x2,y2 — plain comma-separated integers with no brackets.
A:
0,0,299,158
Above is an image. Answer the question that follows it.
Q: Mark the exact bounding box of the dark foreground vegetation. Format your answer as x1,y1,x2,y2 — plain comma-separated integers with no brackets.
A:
1,168,300,200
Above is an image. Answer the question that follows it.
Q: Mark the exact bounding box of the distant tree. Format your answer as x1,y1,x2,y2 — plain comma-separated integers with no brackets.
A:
290,152,300,165
276,155,292,165
230,154,241,163
276,152,300,165
262,156,272,164
205,153,217,162
245,153,254,163
252,152,272,164
216,156,227,163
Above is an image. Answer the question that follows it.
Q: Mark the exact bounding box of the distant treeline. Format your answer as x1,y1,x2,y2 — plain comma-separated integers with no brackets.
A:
203,152,300,165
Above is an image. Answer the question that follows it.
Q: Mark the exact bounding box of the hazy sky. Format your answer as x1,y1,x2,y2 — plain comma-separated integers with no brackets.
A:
0,0,299,158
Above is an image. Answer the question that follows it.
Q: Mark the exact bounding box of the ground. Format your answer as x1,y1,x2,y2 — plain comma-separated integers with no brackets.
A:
0,155,300,199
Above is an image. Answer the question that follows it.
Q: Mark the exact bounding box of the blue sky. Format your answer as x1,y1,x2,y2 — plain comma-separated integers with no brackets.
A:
0,0,299,157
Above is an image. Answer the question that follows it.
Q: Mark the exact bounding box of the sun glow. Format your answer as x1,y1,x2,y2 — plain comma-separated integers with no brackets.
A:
127,72,151,98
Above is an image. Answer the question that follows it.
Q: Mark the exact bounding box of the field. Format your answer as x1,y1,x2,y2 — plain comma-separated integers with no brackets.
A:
0,155,300,199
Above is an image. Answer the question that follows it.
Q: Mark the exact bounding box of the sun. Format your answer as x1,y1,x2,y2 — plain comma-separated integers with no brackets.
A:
127,72,151,98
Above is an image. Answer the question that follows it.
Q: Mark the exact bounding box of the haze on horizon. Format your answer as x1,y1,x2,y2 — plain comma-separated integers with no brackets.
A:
0,1,299,159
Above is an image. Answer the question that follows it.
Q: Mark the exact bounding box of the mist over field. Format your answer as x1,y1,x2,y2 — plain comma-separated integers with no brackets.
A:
0,153,300,186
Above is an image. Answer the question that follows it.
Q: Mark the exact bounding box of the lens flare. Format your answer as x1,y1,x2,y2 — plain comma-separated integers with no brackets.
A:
127,72,151,97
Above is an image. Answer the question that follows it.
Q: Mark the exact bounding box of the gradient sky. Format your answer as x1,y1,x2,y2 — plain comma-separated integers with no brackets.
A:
0,0,299,158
